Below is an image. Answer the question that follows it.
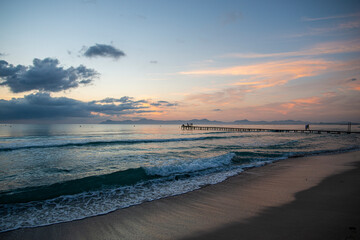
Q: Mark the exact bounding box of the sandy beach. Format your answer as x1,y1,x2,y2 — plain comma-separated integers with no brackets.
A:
1,151,359,240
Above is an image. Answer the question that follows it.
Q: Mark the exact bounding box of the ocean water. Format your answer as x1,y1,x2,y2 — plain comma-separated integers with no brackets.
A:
0,124,359,232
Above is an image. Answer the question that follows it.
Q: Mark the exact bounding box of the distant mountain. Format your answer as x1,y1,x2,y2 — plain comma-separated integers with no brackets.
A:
100,118,223,125
101,118,182,124
232,119,315,124
100,118,357,125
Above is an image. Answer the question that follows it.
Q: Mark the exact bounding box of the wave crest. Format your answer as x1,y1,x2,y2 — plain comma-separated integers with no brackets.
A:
144,153,235,176
0,135,245,151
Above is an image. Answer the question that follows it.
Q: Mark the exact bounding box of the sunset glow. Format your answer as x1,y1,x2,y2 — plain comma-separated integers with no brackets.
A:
0,0,359,123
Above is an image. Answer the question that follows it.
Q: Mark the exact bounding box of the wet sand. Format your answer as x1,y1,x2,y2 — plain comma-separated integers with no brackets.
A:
1,151,359,240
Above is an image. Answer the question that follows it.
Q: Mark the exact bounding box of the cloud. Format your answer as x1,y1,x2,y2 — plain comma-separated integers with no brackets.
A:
301,12,360,22
150,100,178,107
150,60,158,64
253,93,360,121
278,97,321,114
344,77,360,91
187,87,245,105
91,96,134,104
83,44,125,60
0,93,178,122
289,18,360,38
180,56,360,109
0,92,90,120
180,59,332,85
183,58,360,89
0,58,98,93
207,91,360,122
221,39,360,59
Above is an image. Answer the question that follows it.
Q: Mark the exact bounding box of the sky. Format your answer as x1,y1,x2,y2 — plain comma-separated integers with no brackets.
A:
0,0,359,123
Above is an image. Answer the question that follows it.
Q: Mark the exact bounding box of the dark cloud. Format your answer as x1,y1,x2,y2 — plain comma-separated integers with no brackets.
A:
151,100,177,107
0,58,98,93
150,60,158,64
0,93,168,121
91,96,134,104
350,78,357,81
213,109,222,111
83,44,125,60
0,92,89,120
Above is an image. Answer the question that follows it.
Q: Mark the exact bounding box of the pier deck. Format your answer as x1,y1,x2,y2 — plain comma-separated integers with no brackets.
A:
181,125,360,134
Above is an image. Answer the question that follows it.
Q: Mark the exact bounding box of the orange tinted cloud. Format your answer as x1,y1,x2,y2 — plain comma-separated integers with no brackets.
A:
163,90,360,122
181,58,333,92
186,87,244,105
90,112,110,117
293,97,321,104
281,103,296,109
233,81,262,86
180,59,331,77
206,91,359,121
176,37,360,121
276,97,321,115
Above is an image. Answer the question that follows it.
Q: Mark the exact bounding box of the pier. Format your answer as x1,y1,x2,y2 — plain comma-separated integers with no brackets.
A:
181,125,360,134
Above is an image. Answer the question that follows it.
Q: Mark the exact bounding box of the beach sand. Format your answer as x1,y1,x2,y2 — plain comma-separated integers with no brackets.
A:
1,151,359,240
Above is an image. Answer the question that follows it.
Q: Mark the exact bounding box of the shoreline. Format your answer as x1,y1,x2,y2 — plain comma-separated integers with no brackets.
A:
1,150,359,239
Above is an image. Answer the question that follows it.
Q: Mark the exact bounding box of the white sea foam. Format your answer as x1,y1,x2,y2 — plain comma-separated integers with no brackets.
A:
144,153,235,176
0,155,285,232
0,163,244,232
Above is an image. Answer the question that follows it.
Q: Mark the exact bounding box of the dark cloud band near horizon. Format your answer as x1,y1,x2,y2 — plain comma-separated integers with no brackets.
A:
83,44,125,59
0,58,98,93
0,93,177,122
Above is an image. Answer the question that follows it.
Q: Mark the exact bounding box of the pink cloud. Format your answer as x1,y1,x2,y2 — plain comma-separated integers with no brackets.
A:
180,58,335,99
210,92,360,122
173,36,360,122
293,97,321,105
180,59,331,76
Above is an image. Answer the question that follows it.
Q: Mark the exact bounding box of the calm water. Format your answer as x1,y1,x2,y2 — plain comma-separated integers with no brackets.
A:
0,124,359,232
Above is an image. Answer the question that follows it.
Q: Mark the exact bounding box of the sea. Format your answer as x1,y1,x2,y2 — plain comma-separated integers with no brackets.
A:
0,124,359,232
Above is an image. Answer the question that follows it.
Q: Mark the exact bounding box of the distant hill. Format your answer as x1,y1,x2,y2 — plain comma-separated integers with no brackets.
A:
100,118,358,125
232,119,308,125
100,118,224,125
